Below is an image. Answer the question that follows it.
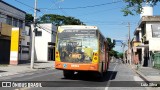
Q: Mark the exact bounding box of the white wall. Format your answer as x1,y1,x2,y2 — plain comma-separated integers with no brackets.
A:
149,38,160,51
146,22,160,40
31,23,57,62
145,22,160,51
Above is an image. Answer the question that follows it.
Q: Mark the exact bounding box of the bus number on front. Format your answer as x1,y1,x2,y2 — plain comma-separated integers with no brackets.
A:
71,64,79,67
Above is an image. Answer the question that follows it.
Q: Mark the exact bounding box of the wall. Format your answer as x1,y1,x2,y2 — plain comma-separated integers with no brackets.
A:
31,23,57,62
146,22,160,40
1,23,12,36
145,22,160,51
149,38,160,51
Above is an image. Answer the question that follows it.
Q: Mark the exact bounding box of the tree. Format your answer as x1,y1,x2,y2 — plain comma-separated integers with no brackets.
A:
25,13,34,26
117,52,123,59
110,50,118,58
122,0,159,16
106,37,115,51
38,14,85,25
106,37,116,58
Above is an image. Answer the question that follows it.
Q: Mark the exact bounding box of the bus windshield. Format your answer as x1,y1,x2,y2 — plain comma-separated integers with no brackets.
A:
57,29,98,63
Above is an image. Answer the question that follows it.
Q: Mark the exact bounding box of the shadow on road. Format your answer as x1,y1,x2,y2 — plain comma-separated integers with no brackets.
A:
62,71,117,82
56,71,118,87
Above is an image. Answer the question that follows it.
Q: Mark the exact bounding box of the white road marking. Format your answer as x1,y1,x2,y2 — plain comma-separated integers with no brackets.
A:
105,63,118,90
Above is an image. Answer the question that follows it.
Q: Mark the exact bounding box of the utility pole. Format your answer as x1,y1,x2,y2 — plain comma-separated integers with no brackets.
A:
127,22,131,65
31,0,38,69
122,43,126,64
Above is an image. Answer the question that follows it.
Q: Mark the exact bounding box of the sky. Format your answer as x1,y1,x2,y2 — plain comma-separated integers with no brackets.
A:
4,0,160,52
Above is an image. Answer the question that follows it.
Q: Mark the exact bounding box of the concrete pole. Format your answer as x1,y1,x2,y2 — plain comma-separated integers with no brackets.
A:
122,43,126,64
31,0,37,69
128,22,131,65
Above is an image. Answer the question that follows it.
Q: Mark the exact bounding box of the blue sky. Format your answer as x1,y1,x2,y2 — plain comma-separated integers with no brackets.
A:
4,0,160,52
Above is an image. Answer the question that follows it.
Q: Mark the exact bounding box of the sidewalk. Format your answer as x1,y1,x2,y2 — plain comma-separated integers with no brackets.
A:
0,61,55,77
130,64,160,81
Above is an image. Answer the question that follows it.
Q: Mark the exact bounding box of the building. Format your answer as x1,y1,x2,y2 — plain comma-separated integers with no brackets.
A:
133,16,160,67
31,23,57,62
20,26,31,61
130,34,141,65
0,0,26,64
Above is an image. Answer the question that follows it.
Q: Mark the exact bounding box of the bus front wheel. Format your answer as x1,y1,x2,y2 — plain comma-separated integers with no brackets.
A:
63,70,74,78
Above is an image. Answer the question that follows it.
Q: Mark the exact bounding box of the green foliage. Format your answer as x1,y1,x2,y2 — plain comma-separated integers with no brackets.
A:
110,50,118,58
106,37,124,58
38,14,85,26
117,53,123,59
106,37,115,51
25,13,34,26
122,0,160,16
106,37,116,57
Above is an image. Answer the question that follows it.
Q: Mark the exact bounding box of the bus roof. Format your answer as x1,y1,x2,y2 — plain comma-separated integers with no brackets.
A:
58,25,98,30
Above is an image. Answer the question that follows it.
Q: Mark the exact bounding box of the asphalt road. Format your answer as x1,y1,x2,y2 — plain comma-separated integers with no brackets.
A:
0,59,149,90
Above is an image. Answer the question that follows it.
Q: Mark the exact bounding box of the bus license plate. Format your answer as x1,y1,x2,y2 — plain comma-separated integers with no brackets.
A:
71,64,79,67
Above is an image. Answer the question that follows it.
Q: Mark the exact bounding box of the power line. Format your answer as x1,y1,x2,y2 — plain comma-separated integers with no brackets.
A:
76,7,122,17
50,0,69,16
37,24,56,34
13,0,45,15
14,0,34,9
40,0,122,10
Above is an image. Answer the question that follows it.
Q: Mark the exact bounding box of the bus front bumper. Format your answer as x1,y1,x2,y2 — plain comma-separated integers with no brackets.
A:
55,61,98,71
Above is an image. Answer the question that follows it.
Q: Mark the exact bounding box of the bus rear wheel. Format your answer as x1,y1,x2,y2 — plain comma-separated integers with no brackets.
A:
63,70,74,78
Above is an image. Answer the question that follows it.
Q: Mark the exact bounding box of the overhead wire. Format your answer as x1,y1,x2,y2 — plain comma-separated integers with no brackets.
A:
10,0,135,33
12,0,56,32
36,24,57,35
50,0,69,16
14,0,34,9
40,0,122,10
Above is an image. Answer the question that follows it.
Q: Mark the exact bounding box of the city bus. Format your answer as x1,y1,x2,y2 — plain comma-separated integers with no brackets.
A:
55,25,109,78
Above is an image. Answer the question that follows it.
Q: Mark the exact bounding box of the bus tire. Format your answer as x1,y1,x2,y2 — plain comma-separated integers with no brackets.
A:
63,70,74,78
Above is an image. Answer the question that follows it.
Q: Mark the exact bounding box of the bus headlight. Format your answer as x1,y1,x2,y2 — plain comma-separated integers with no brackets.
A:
92,52,98,63
55,51,60,61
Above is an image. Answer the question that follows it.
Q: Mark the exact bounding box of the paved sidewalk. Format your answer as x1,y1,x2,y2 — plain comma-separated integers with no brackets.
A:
130,64,160,81
0,61,55,77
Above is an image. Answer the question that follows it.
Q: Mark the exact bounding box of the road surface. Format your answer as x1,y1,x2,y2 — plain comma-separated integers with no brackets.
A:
0,59,154,90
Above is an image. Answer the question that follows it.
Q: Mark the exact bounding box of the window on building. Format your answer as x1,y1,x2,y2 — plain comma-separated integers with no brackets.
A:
136,35,140,41
13,18,18,27
27,42,30,45
36,31,42,36
19,20,23,29
0,12,2,21
6,16,12,25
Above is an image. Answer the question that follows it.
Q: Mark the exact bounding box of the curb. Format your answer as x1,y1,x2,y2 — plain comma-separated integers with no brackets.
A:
135,70,150,83
127,64,150,82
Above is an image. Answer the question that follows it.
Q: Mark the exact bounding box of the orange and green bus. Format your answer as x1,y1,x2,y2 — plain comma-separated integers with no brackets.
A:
55,25,109,78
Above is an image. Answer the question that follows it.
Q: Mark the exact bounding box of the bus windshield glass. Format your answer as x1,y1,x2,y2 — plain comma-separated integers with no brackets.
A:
57,29,98,63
